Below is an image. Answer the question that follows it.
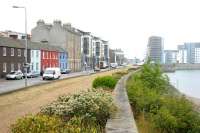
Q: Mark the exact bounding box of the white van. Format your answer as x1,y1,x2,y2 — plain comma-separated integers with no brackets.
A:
42,67,61,80
99,61,108,69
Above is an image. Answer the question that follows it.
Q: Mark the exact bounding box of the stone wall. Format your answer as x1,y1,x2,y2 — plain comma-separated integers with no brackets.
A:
106,72,138,133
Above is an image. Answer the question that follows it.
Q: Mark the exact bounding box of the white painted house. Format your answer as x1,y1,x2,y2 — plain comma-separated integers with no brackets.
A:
30,50,41,73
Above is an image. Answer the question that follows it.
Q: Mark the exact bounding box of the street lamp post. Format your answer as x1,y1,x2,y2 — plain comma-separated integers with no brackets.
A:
13,6,28,87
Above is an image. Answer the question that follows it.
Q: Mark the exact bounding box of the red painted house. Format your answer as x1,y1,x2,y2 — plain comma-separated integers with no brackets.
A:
41,49,59,71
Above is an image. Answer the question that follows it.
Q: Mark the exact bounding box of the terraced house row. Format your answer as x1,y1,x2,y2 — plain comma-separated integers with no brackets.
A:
0,19,110,78
31,20,110,71
0,37,67,78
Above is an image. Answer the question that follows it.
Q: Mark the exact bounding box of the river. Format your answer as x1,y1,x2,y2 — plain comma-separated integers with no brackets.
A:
166,70,200,99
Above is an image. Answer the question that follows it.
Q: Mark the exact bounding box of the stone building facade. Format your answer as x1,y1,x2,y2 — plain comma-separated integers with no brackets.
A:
31,20,81,72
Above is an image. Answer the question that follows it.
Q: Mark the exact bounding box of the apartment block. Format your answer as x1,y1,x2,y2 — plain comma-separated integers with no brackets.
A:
78,30,93,70
177,43,200,64
109,48,125,65
164,50,177,64
102,40,109,65
177,45,187,63
147,36,164,63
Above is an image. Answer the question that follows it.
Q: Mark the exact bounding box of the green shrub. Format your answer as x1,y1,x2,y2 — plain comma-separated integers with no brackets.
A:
41,89,116,126
152,107,178,133
139,63,169,93
127,76,162,115
152,96,200,133
11,114,63,133
92,76,117,90
126,61,200,133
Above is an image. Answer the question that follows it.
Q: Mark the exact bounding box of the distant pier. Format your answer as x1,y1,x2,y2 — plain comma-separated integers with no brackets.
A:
162,63,200,72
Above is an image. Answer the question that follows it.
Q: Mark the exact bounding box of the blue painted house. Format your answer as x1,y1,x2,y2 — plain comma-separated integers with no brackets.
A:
59,50,67,70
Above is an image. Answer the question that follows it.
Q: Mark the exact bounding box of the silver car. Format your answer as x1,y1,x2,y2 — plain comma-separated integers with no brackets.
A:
6,71,24,80
27,71,40,78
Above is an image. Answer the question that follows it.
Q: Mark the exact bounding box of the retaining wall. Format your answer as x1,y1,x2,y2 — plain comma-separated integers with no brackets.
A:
105,72,138,133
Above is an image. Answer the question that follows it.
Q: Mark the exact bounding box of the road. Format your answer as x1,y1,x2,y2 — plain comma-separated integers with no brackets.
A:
0,70,96,94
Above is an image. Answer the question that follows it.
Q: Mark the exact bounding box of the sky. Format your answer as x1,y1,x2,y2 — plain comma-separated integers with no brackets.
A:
1,0,200,59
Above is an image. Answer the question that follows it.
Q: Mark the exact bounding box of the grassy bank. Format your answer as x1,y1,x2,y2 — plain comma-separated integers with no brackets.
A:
126,61,200,133
10,69,129,133
0,69,123,133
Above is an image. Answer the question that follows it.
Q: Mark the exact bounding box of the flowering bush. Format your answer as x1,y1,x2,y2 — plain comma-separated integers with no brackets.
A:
12,89,116,133
41,89,116,126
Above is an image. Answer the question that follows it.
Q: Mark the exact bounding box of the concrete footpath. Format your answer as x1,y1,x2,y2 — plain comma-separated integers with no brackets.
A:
106,72,138,133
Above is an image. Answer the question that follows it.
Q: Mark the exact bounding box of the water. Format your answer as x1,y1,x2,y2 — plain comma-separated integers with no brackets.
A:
166,70,200,99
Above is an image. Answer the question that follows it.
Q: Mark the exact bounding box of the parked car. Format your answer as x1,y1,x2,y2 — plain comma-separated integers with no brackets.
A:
61,68,71,74
27,71,40,78
94,67,101,72
110,63,118,68
6,71,24,80
43,67,61,80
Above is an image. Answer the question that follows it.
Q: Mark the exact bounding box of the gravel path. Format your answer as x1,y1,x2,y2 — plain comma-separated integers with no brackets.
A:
0,69,121,133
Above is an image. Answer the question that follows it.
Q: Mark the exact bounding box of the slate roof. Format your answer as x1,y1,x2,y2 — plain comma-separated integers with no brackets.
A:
0,36,25,48
0,36,66,53
23,40,66,52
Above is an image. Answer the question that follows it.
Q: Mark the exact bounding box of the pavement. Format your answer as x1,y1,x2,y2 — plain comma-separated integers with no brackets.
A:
0,70,98,94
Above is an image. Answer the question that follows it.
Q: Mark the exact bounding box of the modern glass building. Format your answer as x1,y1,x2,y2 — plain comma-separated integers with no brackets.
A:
164,50,177,64
177,43,200,64
147,36,164,64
